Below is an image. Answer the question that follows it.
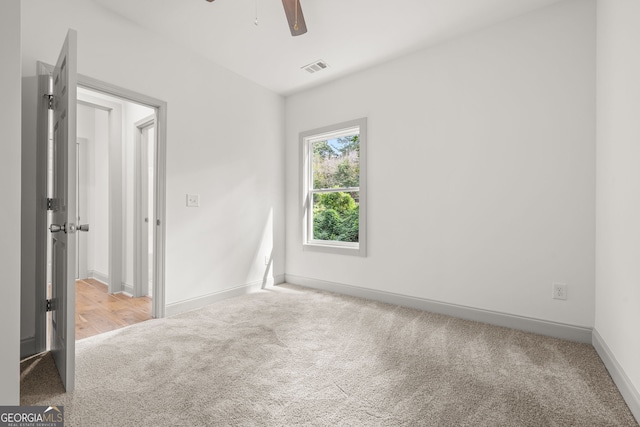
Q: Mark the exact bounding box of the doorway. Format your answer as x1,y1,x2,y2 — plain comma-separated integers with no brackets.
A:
34,61,168,359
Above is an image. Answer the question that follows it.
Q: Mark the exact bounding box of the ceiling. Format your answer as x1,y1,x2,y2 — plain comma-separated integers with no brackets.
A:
91,0,565,96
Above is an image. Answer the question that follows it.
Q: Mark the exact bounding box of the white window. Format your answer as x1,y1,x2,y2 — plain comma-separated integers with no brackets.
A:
300,118,367,256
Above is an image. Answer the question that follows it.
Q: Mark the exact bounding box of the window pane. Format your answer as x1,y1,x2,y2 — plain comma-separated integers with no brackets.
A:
312,133,360,190
312,192,359,243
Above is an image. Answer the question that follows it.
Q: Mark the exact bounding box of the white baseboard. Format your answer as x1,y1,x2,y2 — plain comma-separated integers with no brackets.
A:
592,328,640,422
88,270,109,286
284,274,593,344
165,274,285,317
122,283,135,296
20,337,36,359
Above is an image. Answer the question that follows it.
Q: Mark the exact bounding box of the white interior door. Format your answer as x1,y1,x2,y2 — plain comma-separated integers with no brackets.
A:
134,118,155,298
145,126,155,297
49,29,78,392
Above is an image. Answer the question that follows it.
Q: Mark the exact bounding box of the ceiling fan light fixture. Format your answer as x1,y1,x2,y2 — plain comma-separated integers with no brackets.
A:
205,0,307,37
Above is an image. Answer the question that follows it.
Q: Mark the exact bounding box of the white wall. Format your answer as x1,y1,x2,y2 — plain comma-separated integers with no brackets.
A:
20,0,285,341
0,0,21,406
286,0,596,327
595,0,640,415
76,104,110,281
92,109,110,279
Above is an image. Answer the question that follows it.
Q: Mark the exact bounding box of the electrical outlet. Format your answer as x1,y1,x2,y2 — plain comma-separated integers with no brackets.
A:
552,283,567,300
186,194,200,207
264,256,269,266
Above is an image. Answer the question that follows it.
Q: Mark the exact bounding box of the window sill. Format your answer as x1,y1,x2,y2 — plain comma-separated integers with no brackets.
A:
303,242,366,257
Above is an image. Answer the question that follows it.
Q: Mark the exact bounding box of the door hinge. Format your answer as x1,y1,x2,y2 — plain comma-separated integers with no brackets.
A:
47,198,56,211
46,94,54,110
46,299,53,312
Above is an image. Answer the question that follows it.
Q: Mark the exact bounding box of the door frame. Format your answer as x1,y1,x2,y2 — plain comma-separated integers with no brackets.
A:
35,64,167,354
35,61,51,354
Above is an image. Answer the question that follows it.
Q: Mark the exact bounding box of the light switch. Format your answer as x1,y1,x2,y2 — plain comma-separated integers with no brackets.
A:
186,194,200,207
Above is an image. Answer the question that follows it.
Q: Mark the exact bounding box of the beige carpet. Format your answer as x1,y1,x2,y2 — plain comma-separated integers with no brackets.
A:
21,284,638,426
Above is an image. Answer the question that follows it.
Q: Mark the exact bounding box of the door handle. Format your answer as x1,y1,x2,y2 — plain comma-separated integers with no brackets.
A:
50,223,66,233
49,223,89,233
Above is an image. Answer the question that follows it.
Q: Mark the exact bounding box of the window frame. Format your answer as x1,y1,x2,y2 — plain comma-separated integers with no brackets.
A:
300,117,367,257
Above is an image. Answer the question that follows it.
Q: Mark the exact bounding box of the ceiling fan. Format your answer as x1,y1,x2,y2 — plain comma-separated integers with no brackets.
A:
205,0,307,37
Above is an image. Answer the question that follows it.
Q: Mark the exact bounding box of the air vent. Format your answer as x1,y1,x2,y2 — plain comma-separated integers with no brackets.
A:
302,60,329,74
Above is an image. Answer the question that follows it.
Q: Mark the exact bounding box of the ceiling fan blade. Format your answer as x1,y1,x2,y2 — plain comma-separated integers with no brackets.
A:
282,0,307,37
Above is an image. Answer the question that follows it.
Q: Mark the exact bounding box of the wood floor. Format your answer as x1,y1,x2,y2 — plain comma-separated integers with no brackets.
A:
75,278,151,340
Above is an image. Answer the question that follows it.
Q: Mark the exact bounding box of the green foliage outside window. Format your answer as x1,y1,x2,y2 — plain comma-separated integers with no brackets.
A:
313,193,359,242
311,134,360,243
313,136,360,190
